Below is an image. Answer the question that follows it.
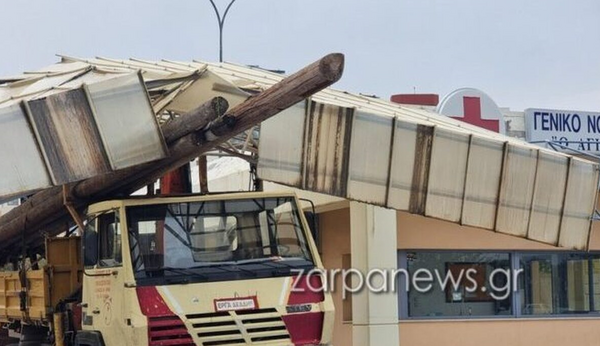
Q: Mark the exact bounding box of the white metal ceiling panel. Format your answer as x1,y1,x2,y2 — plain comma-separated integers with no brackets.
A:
0,104,51,198
166,70,248,114
527,152,569,245
387,120,418,211
559,159,599,249
257,101,306,187
347,112,393,205
495,145,538,237
461,137,504,229
425,128,470,222
86,72,167,170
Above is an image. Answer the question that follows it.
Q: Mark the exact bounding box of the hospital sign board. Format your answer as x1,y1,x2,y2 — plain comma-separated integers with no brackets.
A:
525,108,600,154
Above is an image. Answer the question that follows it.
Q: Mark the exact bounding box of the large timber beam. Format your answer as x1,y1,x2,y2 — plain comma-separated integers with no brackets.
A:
0,53,345,251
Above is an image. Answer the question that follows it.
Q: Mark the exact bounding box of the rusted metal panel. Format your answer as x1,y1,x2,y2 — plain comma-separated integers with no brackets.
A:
425,129,470,222
301,101,353,197
495,145,538,237
257,101,307,186
558,159,599,250
0,104,51,198
347,111,393,205
408,124,434,214
26,88,111,185
461,137,504,229
86,73,167,170
527,152,569,245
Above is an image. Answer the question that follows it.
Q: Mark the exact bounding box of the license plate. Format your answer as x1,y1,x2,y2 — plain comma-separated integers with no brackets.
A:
214,297,258,312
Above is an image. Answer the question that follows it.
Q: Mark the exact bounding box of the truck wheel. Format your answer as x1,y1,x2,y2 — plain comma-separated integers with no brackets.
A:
74,331,105,346
19,325,50,344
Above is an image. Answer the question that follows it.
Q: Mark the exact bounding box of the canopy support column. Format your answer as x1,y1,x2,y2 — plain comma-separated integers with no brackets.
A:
350,201,400,346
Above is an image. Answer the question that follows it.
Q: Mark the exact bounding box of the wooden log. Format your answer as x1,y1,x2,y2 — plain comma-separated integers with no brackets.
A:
0,53,345,251
161,97,229,143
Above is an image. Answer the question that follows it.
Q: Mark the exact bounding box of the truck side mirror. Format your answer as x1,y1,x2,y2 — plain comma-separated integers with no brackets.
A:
83,230,98,267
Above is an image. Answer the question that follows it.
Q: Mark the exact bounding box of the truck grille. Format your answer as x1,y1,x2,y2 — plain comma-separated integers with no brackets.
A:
148,315,196,346
185,308,291,345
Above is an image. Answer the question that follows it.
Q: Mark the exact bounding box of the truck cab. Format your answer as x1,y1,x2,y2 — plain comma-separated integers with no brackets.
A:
78,191,333,346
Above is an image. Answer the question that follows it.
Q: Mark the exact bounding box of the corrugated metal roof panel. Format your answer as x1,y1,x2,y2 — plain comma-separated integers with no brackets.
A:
3,56,598,249
425,129,470,222
0,104,51,198
387,120,419,211
255,102,306,187
559,159,599,249
25,87,112,184
301,102,353,197
347,111,393,206
0,71,166,199
527,152,569,244
461,137,504,229
495,145,538,237
86,73,167,170
258,104,600,250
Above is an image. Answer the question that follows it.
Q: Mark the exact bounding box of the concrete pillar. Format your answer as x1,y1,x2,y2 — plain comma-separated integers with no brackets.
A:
350,201,400,346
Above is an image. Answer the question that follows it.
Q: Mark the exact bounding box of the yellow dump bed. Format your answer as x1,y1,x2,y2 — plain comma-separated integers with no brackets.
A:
0,237,82,323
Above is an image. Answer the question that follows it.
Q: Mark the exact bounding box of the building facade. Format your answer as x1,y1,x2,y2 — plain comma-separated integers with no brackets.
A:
318,201,600,346
203,165,600,345
203,87,600,345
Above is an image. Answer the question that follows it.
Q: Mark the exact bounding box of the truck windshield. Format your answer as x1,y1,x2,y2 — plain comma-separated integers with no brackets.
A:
127,196,315,284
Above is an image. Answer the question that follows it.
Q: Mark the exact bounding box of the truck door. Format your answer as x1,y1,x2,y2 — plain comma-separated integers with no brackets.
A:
82,211,128,345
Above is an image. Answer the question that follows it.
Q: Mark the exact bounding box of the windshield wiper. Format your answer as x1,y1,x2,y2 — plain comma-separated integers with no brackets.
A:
144,267,208,281
240,258,316,275
240,257,312,267
188,263,258,278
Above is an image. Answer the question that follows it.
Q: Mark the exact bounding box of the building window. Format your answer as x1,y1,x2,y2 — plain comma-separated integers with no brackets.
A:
399,251,600,319
520,253,600,315
403,251,511,318
98,212,122,267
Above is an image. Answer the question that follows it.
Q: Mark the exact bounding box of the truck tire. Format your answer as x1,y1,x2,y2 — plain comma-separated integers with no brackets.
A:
74,331,105,346
19,325,50,344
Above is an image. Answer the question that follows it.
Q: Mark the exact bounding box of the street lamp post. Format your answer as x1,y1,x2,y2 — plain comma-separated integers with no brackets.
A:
208,0,238,63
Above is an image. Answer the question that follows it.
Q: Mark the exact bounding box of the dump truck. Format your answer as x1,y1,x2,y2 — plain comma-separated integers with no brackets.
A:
0,191,334,346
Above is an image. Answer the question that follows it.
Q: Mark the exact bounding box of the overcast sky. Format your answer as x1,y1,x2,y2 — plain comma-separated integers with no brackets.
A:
1,0,598,111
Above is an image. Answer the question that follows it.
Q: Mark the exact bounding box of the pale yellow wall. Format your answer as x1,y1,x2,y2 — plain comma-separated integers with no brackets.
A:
397,210,600,251
399,319,600,346
320,208,352,346
320,205,600,346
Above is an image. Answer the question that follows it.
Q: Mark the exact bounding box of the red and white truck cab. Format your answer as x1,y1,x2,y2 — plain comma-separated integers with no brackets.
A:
78,191,334,346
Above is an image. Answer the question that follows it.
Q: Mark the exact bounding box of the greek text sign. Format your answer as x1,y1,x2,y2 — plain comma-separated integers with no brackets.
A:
214,297,258,312
525,108,600,154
